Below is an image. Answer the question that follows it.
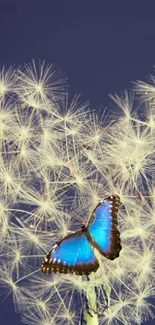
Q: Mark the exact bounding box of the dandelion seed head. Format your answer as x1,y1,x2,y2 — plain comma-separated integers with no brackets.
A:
0,65,16,97
16,60,66,110
37,300,48,312
42,128,50,142
0,61,155,325
4,171,13,184
0,82,7,96
20,126,29,140
14,250,21,263
28,233,39,245
113,265,124,278
0,104,12,138
92,133,101,144
29,223,35,229
0,200,7,213
39,199,49,212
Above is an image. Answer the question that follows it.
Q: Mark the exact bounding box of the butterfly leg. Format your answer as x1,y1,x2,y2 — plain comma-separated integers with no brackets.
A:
79,308,86,325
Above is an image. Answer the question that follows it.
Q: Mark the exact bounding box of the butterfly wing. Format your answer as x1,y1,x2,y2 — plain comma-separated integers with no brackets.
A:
41,231,99,276
88,195,122,260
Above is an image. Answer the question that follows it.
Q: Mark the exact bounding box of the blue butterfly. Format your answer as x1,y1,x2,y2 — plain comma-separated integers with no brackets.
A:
41,195,122,276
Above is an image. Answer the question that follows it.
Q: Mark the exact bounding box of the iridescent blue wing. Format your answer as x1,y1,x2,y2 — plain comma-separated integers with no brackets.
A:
41,231,99,276
88,195,121,260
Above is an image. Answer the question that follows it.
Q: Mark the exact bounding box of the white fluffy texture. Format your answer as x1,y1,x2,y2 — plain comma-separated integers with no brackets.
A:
0,61,155,325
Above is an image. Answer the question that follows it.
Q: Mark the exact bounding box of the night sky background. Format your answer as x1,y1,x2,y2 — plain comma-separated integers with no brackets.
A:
0,1,155,324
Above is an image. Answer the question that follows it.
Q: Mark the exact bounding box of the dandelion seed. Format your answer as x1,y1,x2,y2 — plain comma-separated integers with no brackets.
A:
16,60,66,111
0,65,16,98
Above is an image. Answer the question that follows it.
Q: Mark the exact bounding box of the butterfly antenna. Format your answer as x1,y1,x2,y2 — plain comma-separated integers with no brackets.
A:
75,216,85,227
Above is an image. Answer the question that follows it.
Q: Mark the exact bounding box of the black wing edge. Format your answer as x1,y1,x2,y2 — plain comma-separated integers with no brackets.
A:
88,194,122,260
41,231,100,276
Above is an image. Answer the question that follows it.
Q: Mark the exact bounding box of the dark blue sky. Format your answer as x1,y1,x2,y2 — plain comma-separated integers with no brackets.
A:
0,1,155,325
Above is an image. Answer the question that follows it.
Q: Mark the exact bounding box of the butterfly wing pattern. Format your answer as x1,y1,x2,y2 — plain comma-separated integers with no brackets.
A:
41,195,121,276
41,231,99,275
87,195,121,260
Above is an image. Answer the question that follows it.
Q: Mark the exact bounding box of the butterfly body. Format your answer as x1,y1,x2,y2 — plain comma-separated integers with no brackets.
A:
41,195,121,276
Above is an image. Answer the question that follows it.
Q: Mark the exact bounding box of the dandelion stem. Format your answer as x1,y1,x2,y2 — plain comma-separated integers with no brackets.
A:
83,284,98,325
